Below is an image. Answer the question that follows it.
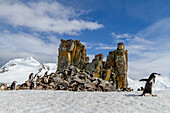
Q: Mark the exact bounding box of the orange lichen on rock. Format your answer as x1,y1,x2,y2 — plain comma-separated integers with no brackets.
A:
94,73,100,78
57,39,128,90
85,53,103,78
57,39,89,71
106,43,128,89
105,69,111,81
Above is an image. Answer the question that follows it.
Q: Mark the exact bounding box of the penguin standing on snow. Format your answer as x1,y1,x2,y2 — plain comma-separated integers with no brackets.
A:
139,73,161,96
10,81,17,90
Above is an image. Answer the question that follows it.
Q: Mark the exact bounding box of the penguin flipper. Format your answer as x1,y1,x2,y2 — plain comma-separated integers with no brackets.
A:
139,79,148,82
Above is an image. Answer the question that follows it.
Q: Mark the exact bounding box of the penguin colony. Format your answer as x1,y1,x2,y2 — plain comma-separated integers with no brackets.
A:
0,66,160,93
1,66,115,91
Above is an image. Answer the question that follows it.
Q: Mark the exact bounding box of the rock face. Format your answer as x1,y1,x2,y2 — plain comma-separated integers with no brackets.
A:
57,39,128,90
85,54,104,78
106,43,128,89
57,39,89,71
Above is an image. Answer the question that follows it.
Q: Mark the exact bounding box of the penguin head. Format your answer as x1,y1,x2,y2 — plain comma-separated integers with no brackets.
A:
152,73,161,77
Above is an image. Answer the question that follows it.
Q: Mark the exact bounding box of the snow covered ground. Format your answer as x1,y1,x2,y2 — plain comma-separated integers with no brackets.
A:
0,90,170,113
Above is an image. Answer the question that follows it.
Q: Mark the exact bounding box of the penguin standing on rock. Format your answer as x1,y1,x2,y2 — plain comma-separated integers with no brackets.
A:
29,73,34,81
139,73,161,96
0,83,5,90
33,74,38,82
30,81,36,89
10,81,17,90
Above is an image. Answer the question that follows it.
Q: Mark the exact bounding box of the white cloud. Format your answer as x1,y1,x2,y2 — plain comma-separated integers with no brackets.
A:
81,42,93,49
111,18,170,79
95,46,116,50
82,41,117,50
94,42,117,50
128,53,170,80
112,32,134,43
111,32,154,58
0,0,103,35
112,32,152,44
0,32,60,66
127,18,170,79
112,32,132,39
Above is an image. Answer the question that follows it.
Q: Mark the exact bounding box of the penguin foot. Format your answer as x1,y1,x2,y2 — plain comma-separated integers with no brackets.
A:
140,94,145,96
151,95,157,97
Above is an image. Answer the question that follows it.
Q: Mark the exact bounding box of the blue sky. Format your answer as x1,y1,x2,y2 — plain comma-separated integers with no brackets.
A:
0,0,170,78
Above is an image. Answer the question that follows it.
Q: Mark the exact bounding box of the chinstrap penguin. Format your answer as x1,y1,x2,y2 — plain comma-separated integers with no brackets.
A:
30,81,37,89
139,73,161,96
29,73,34,81
0,83,5,90
10,81,17,90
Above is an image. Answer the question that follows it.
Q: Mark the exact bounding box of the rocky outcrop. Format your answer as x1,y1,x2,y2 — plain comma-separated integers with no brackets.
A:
9,66,114,91
85,54,104,78
1,41,128,91
57,39,89,71
106,43,128,89
58,40,128,90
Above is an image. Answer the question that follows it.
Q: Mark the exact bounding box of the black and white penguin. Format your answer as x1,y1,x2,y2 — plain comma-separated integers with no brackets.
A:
10,81,17,90
30,81,36,89
0,83,5,90
44,71,48,77
43,75,50,84
32,74,38,82
139,73,161,96
29,73,34,81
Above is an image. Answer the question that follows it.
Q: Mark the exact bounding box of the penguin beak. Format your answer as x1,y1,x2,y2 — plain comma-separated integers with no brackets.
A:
157,73,161,75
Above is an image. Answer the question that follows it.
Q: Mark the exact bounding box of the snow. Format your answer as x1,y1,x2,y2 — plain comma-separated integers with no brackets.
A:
0,90,170,113
0,56,57,85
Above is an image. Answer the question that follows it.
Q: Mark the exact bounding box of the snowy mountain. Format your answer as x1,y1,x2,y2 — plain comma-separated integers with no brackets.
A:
0,56,170,90
0,56,57,85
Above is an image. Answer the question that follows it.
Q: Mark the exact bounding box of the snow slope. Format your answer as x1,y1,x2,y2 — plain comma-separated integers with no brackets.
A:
0,90,169,113
0,56,57,85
